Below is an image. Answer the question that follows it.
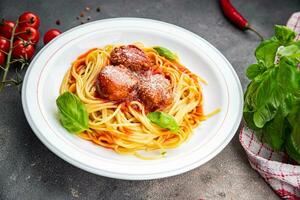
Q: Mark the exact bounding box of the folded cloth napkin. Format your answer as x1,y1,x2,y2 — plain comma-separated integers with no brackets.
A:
240,12,300,200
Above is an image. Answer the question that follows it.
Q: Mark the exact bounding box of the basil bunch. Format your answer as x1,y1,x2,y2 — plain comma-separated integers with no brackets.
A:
244,25,300,163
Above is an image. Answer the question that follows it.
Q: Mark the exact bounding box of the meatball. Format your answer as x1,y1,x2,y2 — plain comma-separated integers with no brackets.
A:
96,65,138,101
110,45,151,71
138,74,173,111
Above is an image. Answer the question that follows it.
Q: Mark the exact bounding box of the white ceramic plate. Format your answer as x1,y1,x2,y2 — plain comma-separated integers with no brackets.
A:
22,18,243,180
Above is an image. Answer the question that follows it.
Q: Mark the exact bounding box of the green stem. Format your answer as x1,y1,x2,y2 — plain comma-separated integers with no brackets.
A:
0,20,18,91
0,49,8,55
248,25,264,41
9,59,24,64
1,79,22,86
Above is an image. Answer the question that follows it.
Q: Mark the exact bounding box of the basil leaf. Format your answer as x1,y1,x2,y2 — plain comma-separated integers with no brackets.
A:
245,67,282,128
255,37,280,68
246,63,267,80
281,94,297,117
153,46,176,61
56,92,89,134
253,68,281,109
291,123,300,155
244,79,261,109
262,110,286,151
275,25,296,44
277,41,300,59
277,57,300,93
243,111,261,131
253,104,277,128
288,102,300,128
147,111,179,132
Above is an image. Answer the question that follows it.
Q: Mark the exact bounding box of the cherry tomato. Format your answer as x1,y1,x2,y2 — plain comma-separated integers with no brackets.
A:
12,40,35,60
0,37,10,53
16,26,40,44
0,52,6,66
18,12,40,29
43,29,61,45
0,20,15,39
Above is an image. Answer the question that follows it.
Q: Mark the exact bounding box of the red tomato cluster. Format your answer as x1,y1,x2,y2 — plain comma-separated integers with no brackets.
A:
0,11,61,66
0,12,40,65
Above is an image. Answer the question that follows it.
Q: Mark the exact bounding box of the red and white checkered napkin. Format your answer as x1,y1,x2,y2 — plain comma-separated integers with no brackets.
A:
240,12,300,200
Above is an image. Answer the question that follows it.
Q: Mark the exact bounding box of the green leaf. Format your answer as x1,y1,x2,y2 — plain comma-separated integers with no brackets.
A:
291,123,300,155
244,81,260,109
253,104,277,128
286,132,300,164
274,25,296,44
246,64,267,80
243,111,261,131
243,68,281,129
254,69,281,108
288,102,300,128
277,56,300,93
281,93,297,117
255,37,280,68
153,46,176,61
147,111,179,132
277,41,300,60
262,110,286,151
56,92,89,134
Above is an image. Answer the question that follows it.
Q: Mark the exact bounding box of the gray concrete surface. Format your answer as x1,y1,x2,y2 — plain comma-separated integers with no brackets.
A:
1,0,299,199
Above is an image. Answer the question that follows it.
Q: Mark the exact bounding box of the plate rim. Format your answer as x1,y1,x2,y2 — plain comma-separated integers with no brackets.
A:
22,17,243,180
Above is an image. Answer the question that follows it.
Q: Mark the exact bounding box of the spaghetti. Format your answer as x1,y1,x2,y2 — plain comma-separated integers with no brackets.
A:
59,43,217,159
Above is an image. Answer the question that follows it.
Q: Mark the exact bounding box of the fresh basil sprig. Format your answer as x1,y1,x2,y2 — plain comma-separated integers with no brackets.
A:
153,46,176,61
147,111,179,132
244,25,300,163
56,92,89,134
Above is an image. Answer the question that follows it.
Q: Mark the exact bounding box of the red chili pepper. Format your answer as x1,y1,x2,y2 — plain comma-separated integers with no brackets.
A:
220,0,264,41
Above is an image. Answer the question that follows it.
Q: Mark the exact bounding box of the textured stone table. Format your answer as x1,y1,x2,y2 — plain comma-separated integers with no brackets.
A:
1,0,299,199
